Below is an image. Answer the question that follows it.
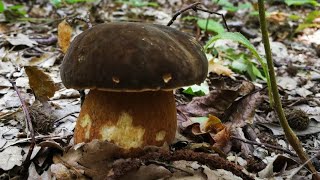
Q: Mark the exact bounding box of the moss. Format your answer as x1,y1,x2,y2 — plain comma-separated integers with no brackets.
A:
285,109,310,131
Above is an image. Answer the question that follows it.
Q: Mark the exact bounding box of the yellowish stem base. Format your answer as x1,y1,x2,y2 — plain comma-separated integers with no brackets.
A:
75,90,177,150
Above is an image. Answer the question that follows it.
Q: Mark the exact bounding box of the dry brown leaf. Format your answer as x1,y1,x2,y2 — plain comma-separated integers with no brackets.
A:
208,59,233,77
25,66,56,102
178,89,239,117
213,127,230,150
267,12,288,23
58,20,72,53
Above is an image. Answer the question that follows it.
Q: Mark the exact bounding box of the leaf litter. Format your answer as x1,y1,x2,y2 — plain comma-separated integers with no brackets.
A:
0,0,320,179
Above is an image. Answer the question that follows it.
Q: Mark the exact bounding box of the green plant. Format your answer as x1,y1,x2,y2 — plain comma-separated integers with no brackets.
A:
0,1,4,13
115,0,159,7
50,0,97,7
284,0,320,6
1,3,27,21
212,0,252,12
182,82,209,96
197,19,225,34
204,32,272,103
295,10,320,32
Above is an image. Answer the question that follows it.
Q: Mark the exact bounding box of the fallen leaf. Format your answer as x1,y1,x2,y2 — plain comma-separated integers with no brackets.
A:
258,119,320,136
267,12,288,23
204,114,225,133
213,126,231,150
258,154,297,179
25,66,56,102
277,76,297,91
0,146,23,171
203,167,242,180
58,20,72,53
120,164,172,180
227,91,263,126
51,163,74,179
208,59,234,77
178,90,239,118
6,33,38,47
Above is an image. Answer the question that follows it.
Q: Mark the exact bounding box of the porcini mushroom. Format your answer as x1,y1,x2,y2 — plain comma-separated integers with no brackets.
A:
60,22,208,150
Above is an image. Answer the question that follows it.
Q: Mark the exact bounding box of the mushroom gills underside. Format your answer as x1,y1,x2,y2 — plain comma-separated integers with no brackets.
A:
75,90,177,150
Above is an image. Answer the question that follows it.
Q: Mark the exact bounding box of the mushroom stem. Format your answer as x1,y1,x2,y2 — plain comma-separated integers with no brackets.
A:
75,90,177,150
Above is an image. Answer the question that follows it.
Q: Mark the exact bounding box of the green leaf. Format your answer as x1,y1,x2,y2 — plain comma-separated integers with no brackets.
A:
296,23,320,32
50,0,62,6
205,32,261,62
294,11,320,32
197,19,225,34
231,59,247,73
0,1,5,13
182,82,209,96
305,10,320,23
205,32,269,82
66,0,97,3
284,0,320,6
190,117,208,123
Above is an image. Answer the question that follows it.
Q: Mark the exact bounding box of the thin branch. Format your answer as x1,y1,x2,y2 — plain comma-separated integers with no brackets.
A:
54,111,79,123
231,136,296,156
10,81,35,176
167,2,202,26
167,2,230,32
195,7,229,32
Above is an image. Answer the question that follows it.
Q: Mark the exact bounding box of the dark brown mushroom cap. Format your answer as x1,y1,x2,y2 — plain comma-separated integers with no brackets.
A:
60,22,208,91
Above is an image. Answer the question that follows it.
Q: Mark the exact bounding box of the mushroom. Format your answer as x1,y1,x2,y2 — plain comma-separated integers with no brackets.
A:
60,22,208,150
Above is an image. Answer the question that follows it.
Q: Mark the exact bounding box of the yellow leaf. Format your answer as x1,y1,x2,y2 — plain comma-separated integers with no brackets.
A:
58,20,72,53
204,114,225,133
208,59,233,77
25,66,56,102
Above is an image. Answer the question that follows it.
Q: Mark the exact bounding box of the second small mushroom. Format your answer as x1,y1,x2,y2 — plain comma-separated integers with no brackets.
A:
60,22,208,150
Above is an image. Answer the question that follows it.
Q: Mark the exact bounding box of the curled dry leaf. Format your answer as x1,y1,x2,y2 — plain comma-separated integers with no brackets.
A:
208,59,234,77
178,89,239,117
213,126,231,150
226,91,263,126
25,66,56,102
204,114,225,133
58,20,73,53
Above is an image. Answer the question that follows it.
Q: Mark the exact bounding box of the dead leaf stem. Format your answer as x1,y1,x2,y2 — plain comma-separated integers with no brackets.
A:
10,81,36,177
257,0,317,174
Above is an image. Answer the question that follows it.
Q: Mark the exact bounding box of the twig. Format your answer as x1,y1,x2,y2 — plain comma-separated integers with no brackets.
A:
231,135,296,156
32,35,57,45
10,81,35,177
54,111,79,123
195,7,229,32
167,2,202,26
287,153,319,179
167,2,229,32
176,107,191,122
